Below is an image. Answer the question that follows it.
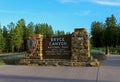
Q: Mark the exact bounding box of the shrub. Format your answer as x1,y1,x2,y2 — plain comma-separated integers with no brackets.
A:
0,60,5,65
91,50,106,61
109,46,120,55
2,57,23,65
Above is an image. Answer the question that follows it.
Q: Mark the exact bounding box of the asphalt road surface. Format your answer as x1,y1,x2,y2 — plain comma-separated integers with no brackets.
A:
0,55,120,82
98,55,120,82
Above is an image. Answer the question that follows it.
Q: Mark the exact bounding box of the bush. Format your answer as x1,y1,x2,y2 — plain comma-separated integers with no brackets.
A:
2,57,23,65
109,46,120,55
91,50,106,61
0,60,6,65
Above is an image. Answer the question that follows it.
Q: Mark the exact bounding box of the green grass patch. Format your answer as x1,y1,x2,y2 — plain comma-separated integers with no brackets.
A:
0,60,6,65
91,47,106,53
91,50,107,61
1,57,24,65
0,53,19,56
109,46,120,55
91,46,120,55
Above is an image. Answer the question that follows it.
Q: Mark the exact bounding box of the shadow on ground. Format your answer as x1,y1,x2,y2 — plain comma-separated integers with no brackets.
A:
0,74,94,82
102,55,120,67
0,74,119,82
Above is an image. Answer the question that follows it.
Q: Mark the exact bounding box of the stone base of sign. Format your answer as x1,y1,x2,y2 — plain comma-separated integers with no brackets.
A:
20,57,100,67
21,28,100,67
71,28,91,62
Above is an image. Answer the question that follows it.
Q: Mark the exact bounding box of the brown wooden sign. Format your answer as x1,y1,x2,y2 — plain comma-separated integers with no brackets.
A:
43,35,71,59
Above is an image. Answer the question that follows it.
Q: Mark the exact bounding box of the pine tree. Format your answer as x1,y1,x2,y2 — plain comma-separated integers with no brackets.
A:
105,14,118,47
35,23,54,38
2,26,9,52
91,21,104,47
0,24,5,53
55,30,65,36
8,22,16,52
16,19,26,51
14,27,23,52
27,22,34,37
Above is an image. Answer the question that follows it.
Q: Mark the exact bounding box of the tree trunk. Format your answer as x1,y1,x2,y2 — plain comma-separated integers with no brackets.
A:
12,45,14,52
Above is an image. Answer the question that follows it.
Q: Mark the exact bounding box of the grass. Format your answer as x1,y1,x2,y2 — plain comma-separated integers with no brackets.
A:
0,60,6,65
109,46,120,55
0,52,25,65
0,52,22,56
91,46,120,55
91,48,107,61
0,57,24,65
91,47,106,53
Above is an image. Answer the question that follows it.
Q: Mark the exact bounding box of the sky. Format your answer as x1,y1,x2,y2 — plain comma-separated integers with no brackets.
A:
0,0,120,33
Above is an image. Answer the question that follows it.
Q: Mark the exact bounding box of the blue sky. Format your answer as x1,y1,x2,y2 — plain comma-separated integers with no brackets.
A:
0,0,120,33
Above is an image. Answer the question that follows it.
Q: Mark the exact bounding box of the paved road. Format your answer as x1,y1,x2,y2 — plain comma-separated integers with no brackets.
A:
0,55,120,82
98,55,120,82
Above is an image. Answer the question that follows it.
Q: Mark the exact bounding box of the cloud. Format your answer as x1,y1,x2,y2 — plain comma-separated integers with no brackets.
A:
74,10,91,16
95,0,120,6
58,0,81,4
0,10,14,13
58,0,120,6
0,10,30,14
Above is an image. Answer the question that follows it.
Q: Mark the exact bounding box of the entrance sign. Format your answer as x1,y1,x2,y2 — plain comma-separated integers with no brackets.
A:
23,28,99,66
43,35,71,59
